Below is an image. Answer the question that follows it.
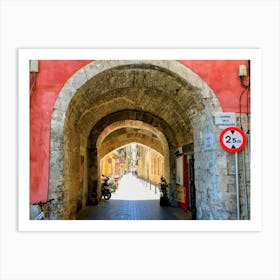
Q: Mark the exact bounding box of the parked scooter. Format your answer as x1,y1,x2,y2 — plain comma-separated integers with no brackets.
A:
101,176,112,200
106,176,118,192
159,176,169,206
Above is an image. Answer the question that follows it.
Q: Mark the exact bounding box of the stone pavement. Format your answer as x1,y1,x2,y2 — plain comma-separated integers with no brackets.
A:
77,174,192,220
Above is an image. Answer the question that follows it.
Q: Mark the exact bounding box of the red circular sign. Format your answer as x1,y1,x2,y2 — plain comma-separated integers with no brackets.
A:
219,126,246,153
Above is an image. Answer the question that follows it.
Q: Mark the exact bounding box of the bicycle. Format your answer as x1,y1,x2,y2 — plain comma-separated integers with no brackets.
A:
32,199,54,220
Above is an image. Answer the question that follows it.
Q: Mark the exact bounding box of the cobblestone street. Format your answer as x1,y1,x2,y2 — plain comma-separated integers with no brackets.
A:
77,174,192,220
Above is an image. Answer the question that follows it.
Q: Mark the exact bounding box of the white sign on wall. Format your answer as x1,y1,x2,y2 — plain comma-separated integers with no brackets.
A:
204,133,214,150
215,112,236,129
176,156,184,185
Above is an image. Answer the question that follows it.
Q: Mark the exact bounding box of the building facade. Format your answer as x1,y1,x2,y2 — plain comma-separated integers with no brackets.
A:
137,145,164,186
29,59,251,220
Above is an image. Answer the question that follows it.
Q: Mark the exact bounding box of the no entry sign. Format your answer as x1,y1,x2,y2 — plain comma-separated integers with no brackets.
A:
219,126,246,153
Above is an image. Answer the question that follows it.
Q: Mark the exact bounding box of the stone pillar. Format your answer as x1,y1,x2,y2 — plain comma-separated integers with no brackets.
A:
87,147,99,205
169,147,178,207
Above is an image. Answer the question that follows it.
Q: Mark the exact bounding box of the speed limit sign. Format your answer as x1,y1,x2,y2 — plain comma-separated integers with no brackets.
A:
219,126,246,153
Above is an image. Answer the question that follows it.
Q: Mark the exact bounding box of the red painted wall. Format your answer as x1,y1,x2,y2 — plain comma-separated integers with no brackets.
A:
30,60,250,203
30,60,93,203
178,60,250,112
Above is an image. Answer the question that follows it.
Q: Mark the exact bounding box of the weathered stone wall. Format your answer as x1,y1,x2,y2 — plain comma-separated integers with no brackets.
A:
190,107,223,219
79,142,88,211
193,112,251,220
223,114,251,220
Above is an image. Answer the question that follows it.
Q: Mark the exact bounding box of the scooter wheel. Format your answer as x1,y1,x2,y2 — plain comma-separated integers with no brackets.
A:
104,192,111,200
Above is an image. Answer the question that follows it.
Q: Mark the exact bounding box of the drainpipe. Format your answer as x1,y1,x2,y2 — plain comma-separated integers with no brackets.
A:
246,130,251,176
241,149,249,219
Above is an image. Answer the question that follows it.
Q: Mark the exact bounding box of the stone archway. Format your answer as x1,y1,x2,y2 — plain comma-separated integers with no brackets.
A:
96,119,170,180
97,120,168,157
95,120,170,199
49,60,227,220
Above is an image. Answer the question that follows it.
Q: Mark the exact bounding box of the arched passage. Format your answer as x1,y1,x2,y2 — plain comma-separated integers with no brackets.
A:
97,120,168,157
49,60,226,220
96,120,170,196
98,127,165,158
99,142,165,189
97,119,169,175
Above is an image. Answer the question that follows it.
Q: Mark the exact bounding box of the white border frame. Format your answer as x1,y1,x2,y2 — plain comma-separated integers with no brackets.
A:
18,48,262,232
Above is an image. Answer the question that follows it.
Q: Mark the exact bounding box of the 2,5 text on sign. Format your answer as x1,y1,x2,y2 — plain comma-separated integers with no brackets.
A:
219,126,246,153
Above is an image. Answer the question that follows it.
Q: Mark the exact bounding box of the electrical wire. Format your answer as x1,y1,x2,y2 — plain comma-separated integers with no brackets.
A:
238,60,251,220
239,60,250,129
29,72,37,94
239,87,249,129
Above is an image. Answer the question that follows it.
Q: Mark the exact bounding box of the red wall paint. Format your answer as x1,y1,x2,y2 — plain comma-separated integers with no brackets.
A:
178,60,250,112
30,60,93,203
30,60,250,203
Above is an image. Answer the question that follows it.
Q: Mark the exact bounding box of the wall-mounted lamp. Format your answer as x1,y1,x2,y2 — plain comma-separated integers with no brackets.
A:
239,65,247,77
30,60,39,73
239,64,250,88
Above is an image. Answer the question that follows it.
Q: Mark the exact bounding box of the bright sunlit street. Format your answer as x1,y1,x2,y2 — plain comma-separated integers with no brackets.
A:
77,173,191,220
112,173,160,200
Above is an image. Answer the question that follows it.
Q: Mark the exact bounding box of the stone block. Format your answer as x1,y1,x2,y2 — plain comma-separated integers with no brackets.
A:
50,109,66,142
49,149,63,168
50,139,63,151
211,206,229,220
68,68,88,90
54,81,76,111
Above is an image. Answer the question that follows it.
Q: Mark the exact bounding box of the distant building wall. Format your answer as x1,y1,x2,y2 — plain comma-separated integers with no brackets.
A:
137,145,164,186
